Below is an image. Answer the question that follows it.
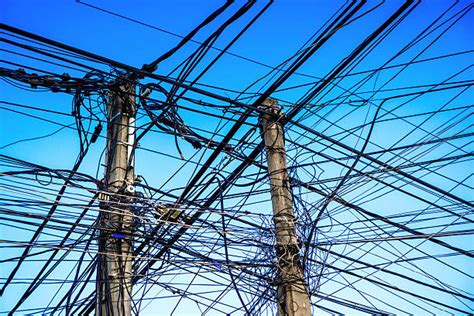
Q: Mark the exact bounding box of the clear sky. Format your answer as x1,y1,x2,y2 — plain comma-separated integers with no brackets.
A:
1,1,473,315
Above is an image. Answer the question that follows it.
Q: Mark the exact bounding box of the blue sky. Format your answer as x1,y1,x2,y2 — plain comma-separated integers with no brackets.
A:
1,1,473,315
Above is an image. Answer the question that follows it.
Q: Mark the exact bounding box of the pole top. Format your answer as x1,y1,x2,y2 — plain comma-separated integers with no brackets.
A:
260,98,281,114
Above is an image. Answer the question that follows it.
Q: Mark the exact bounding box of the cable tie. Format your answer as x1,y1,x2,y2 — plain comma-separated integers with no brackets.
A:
111,233,125,239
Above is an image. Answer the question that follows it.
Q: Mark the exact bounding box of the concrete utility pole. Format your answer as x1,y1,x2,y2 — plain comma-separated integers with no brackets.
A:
261,98,311,316
97,82,136,316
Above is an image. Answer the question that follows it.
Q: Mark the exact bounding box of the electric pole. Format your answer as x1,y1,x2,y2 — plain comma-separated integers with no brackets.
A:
261,98,311,316
97,82,136,316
